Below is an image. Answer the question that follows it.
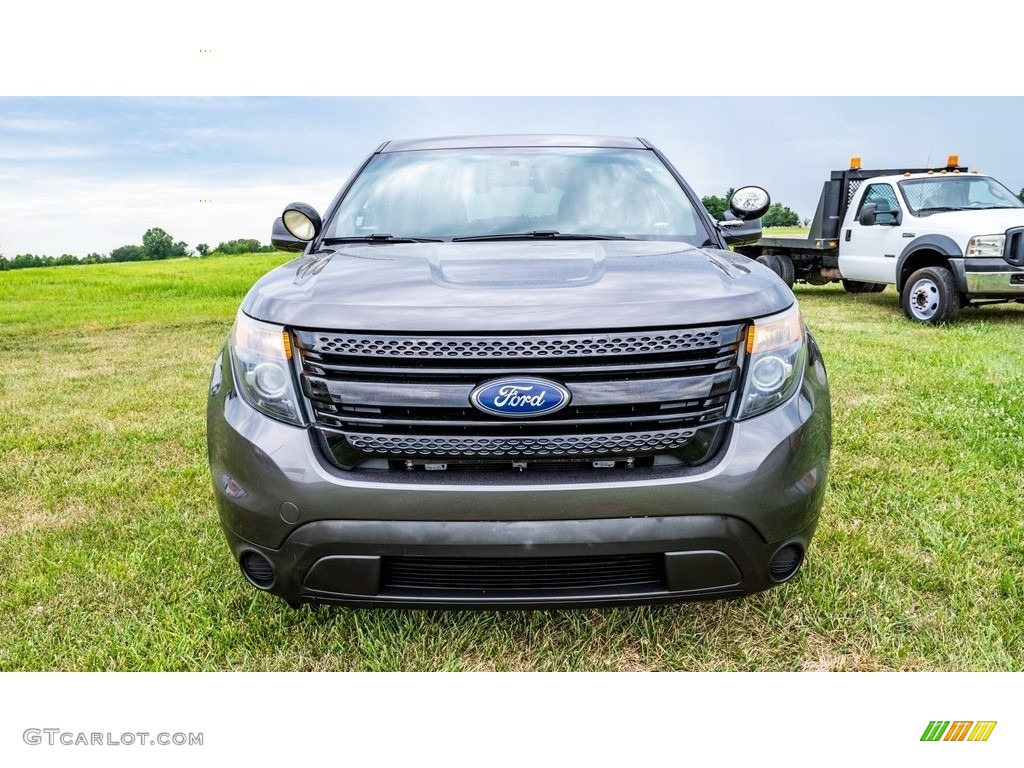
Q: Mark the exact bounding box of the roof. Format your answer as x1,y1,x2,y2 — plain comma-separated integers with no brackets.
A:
865,171,989,184
380,135,649,152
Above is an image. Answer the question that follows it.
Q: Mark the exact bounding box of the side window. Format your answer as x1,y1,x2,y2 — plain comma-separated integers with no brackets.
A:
858,183,900,224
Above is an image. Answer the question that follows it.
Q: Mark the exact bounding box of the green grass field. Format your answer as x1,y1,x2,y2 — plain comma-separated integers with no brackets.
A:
1,255,1022,670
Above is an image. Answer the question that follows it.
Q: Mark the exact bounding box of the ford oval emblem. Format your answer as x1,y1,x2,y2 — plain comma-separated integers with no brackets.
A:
470,377,571,419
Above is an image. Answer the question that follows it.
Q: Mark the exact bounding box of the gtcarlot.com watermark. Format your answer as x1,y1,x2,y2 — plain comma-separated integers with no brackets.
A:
23,729,203,747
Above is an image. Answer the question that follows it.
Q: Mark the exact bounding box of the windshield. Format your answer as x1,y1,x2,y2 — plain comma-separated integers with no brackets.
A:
900,175,1024,214
324,147,709,244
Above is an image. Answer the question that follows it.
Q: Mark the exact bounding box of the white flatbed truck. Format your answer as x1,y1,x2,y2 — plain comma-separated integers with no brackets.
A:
736,156,1024,323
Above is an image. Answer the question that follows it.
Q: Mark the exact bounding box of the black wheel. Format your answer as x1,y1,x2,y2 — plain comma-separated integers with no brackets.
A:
756,253,780,273
756,253,793,286
774,253,795,288
842,279,885,294
901,267,960,324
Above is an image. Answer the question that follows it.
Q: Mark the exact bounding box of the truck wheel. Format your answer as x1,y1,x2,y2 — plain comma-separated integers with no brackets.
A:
774,254,795,288
901,267,960,324
842,279,884,294
756,254,794,287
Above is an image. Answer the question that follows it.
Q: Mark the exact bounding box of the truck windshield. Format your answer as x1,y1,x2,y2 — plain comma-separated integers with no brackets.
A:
324,147,708,244
900,176,1024,214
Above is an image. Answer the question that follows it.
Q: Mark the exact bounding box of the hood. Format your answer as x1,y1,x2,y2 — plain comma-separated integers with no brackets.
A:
912,208,1024,239
241,240,793,332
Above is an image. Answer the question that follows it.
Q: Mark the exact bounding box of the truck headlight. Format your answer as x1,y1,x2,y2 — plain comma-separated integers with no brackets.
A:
229,311,306,426
966,234,1005,258
735,304,806,420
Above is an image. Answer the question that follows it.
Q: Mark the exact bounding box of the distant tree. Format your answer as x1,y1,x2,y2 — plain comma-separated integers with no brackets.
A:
213,238,274,255
0,256,8,271
142,227,176,260
196,243,210,256
12,253,43,269
701,194,729,220
82,252,107,264
56,254,78,266
110,244,145,262
1018,187,1024,204
701,188,741,220
761,202,800,228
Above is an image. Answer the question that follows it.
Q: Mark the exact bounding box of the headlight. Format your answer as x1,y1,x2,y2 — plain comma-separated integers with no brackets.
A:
966,234,1005,258
735,304,807,420
229,311,306,426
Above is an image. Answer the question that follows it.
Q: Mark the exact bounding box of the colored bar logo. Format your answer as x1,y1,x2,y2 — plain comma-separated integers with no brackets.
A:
921,721,997,742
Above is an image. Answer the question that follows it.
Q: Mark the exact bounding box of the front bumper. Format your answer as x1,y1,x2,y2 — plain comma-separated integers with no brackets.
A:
952,258,1024,297
206,335,831,608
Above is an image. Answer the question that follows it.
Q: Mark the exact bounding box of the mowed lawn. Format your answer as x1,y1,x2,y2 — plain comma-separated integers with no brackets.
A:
1,255,1022,671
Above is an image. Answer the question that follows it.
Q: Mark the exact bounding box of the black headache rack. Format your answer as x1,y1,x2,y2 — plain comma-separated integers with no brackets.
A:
809,157,970,242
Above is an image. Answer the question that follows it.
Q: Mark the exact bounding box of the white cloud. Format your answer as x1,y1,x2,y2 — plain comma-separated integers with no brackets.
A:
0,169,341,255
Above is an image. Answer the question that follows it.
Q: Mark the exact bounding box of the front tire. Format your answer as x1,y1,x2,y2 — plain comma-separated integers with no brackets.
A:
901,267,960,324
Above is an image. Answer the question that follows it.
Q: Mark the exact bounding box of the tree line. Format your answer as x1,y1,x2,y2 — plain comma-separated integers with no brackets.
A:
0,228,277,271
9,190,1021,270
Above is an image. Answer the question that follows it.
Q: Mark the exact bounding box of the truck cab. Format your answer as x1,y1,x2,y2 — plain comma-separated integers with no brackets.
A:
841,164,1024,322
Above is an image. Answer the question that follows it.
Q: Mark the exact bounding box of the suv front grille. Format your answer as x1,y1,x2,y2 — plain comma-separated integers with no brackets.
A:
294,324,745,471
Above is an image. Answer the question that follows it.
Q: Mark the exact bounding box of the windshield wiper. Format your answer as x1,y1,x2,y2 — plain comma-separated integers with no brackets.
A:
452,230,633,242
322,234,443,244
917,206,965,213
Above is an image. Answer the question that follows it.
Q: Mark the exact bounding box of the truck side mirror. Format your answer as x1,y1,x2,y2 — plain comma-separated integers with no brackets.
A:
858,203,878,226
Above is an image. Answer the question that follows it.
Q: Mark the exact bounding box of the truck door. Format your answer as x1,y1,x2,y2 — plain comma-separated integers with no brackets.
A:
838,183,904,284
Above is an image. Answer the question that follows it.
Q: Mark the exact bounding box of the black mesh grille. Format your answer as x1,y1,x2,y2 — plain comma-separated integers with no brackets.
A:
381,554,664,593
345,428,697,457
306,328,726,359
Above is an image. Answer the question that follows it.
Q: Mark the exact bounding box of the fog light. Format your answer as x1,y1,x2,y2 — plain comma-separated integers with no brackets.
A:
769,544,803,582
240,551,275,589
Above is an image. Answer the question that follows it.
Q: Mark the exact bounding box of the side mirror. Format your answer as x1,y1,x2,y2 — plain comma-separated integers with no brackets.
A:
728,186,771,221
720,211,763,246
281,202,323,241
271,217,307,253
858,203,879,226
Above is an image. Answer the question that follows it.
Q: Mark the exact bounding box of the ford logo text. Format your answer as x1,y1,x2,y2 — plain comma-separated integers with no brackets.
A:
470,378,571,419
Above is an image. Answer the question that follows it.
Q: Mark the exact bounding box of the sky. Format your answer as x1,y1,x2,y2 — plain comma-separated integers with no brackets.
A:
3,96,1024,257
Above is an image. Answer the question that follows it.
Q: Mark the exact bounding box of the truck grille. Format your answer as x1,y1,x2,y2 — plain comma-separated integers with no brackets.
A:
1005,227,1024,267
294,324,745,471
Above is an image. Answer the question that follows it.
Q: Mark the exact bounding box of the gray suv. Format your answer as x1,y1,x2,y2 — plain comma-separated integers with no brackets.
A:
206,135,831,608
